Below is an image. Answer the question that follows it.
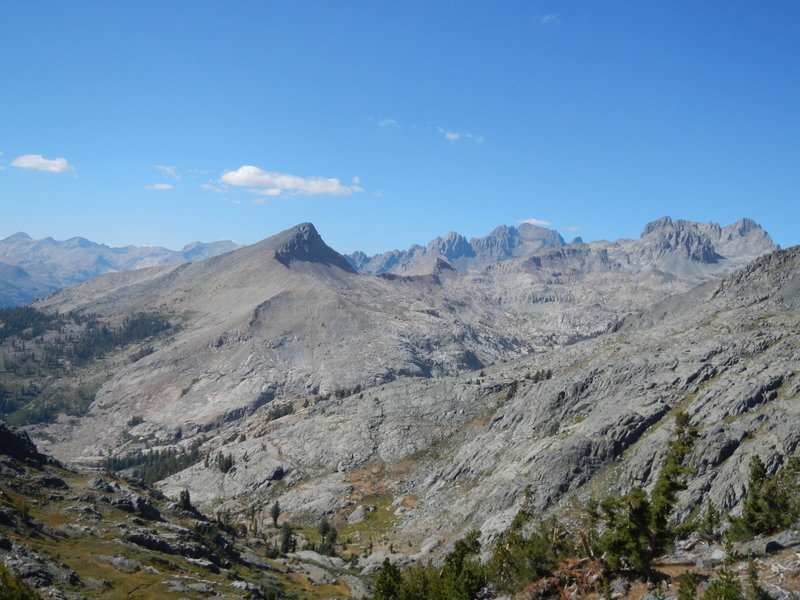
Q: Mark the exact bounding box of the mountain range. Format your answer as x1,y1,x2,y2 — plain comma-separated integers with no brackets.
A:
0,215,797,598
0,232,241,307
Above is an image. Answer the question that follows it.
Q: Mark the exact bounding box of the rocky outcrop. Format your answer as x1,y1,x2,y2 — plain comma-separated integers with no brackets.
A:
0,422,50,466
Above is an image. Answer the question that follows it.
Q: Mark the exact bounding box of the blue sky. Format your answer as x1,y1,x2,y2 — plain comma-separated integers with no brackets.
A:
2,1,798,255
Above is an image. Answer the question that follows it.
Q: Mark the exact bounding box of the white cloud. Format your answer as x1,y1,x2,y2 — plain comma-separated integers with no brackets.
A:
200,183,228,193
437,127,484,143
146,183,174,190
248,188,283,197
11,154,71,173
154,165,180,179
352,176,360,185
220,165,363,197
562,226,581,232
378,118,400,129
541,14,561,25
519,218,553,227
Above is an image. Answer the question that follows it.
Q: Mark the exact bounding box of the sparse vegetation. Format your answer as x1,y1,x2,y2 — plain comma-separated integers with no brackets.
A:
0,308,173,426
728,455,800,540
0,563,41,599
104,437,206,484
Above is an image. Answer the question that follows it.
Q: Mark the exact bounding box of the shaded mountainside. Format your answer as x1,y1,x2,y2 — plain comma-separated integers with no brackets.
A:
0,231,241,307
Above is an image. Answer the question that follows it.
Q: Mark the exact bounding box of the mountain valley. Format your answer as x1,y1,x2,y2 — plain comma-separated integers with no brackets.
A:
0,216,798,599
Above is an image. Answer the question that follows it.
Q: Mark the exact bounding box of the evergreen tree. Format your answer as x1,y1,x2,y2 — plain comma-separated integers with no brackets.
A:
731,455,800,539
596,412,697,578
279,522,295,554
599,487,652,574
649,412,698,556
270,500,280,527
178,489,192,511
698,498,721,541
431,530,485,600
318,517,331,538
745,559,770,600
704,567,742,600
677,570,696,600
372,558,403,600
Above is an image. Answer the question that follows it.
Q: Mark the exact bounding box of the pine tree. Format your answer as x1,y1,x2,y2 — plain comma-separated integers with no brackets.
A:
178,489,192,511
279,522,295,554
704,566,742,600
270,500,280,527
732,455,799,539
649,412,698,556
677,570,696,600
373,558,403,600
599,487,652,574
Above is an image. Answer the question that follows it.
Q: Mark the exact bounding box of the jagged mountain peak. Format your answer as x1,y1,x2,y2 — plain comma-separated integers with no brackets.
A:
636,216,776,266
349,222,567,275
266,222,356,272
427,231,474,259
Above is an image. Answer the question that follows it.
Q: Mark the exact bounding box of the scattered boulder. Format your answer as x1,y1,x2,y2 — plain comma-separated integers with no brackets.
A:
98,555,143,574
348,505,367,524
297,561,337,586
359,551,413,575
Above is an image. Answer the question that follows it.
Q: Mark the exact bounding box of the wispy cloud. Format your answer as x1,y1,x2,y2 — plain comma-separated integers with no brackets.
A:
146,183,174,190
154,165,180,179
519,218,553,227
220,165,363,197
378,118,400,129
437,127,484,143
540,14,561,25
11,154,72,173
200,183,228,193
562,226,581,232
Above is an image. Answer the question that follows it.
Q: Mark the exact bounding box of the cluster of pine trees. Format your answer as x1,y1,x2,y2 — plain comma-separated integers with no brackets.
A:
104,437,206,484
372,414,800,600
0,307,172,426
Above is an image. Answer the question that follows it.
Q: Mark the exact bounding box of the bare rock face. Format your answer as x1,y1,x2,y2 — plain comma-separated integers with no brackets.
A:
348,222,567,274
347,217,775,278
0,422,50,465
12,219,795,562
149,245,800,556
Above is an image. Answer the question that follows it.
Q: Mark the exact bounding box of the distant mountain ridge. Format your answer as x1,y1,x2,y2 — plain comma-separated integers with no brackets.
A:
346,222,568,274
0,232,241,307
346,216,775,276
